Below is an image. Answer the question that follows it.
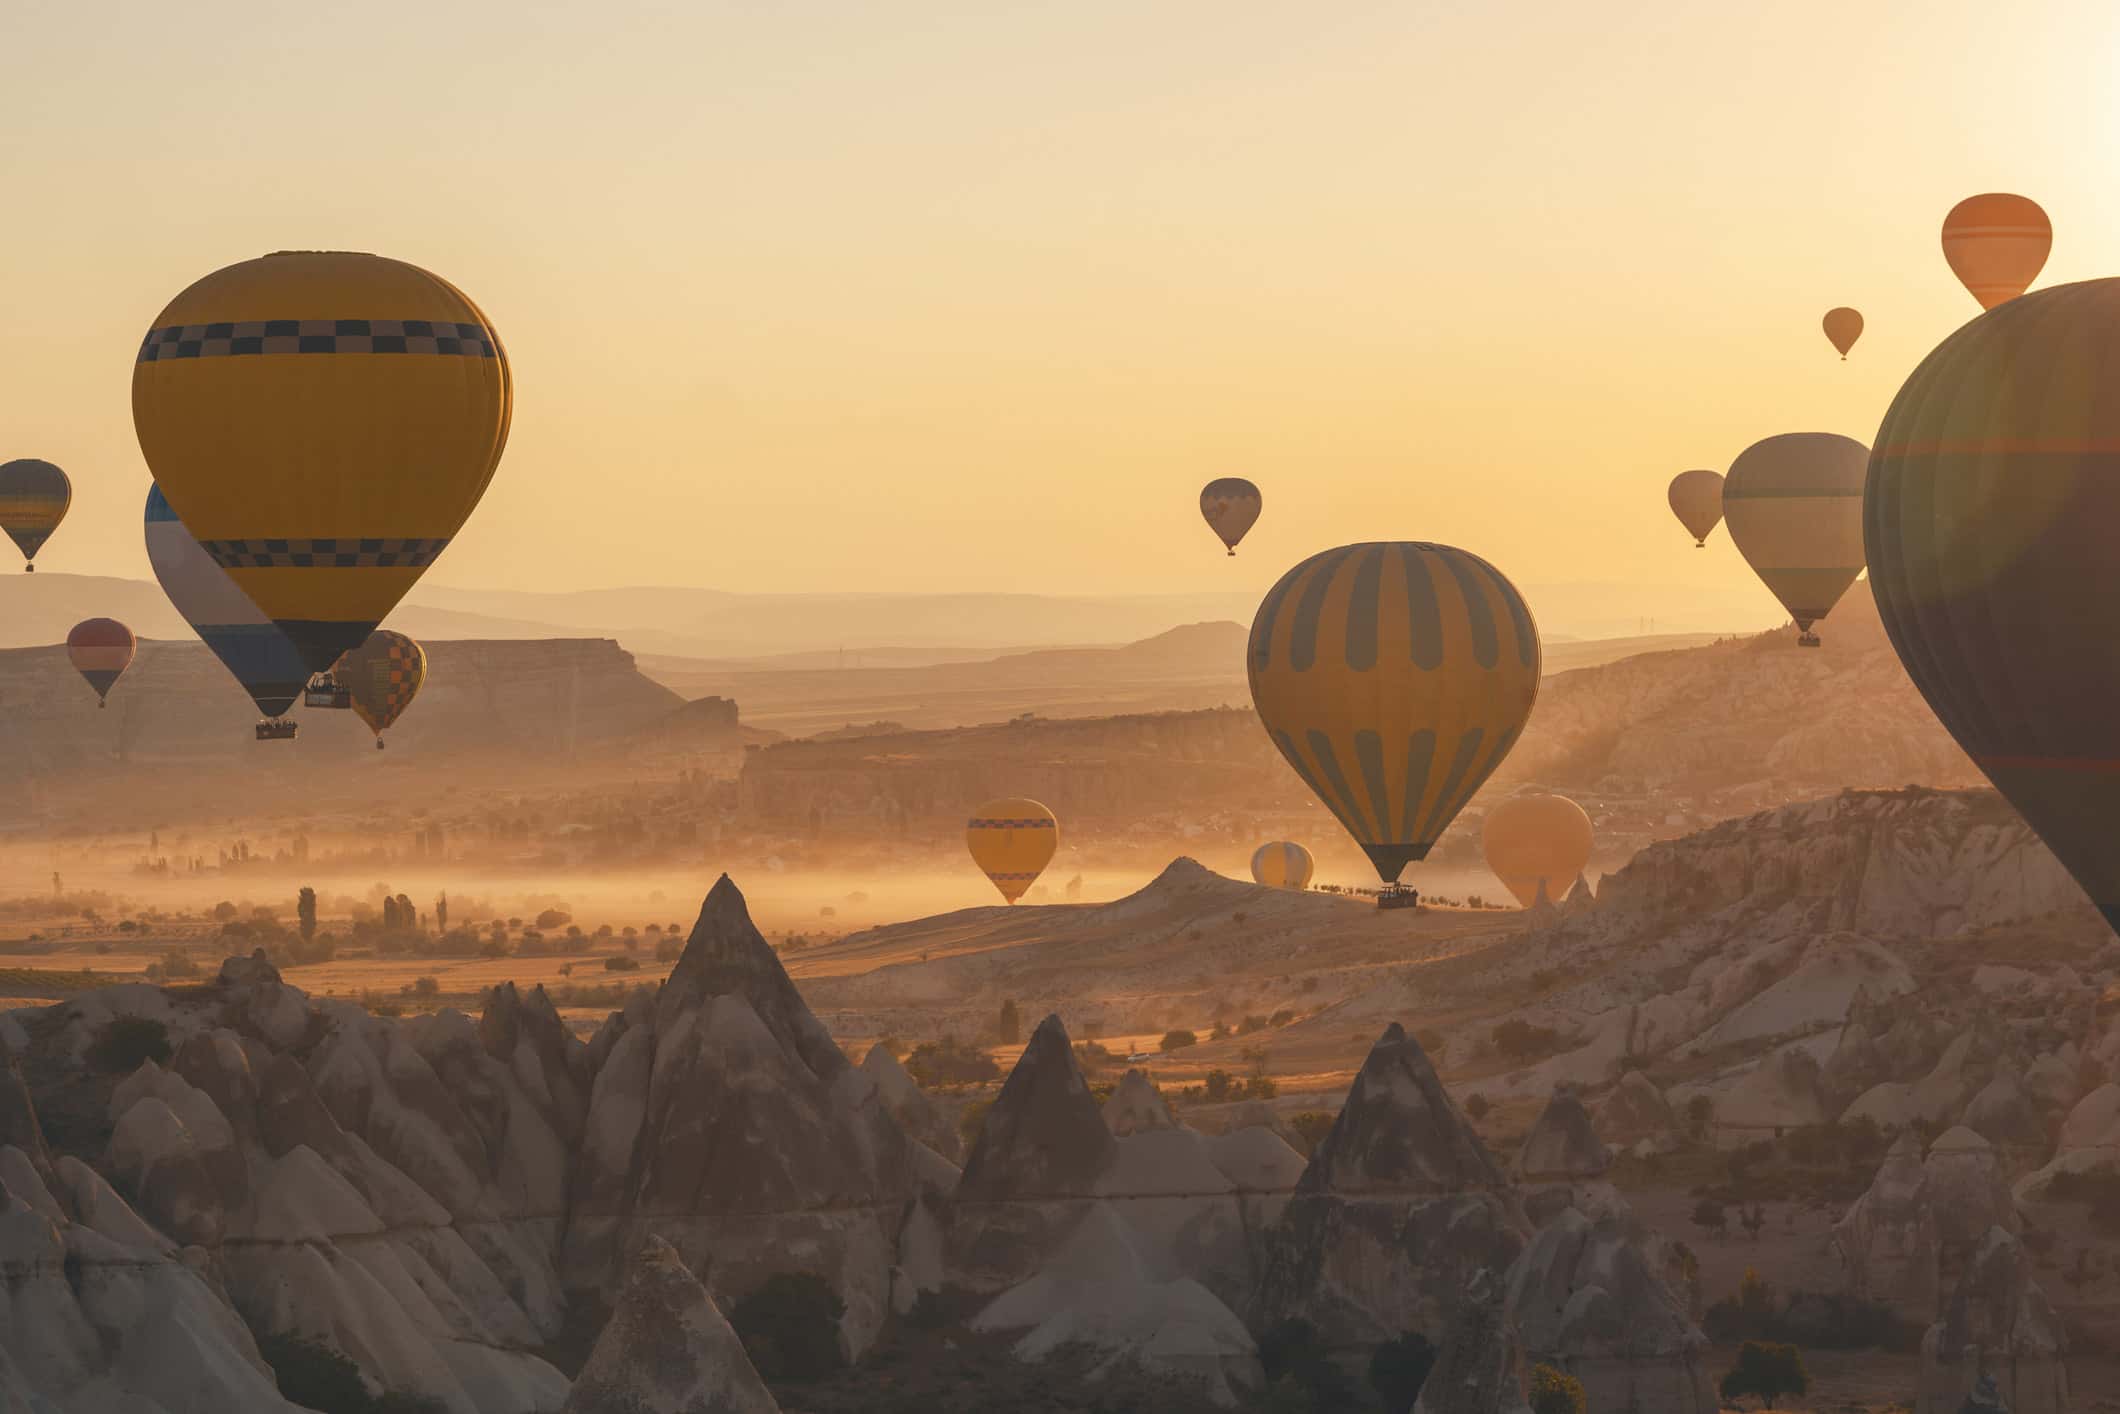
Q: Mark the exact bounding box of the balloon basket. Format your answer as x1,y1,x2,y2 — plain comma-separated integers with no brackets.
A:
304,673,352,709
1797,632,1821,648
375,739,386,751
1376,884,1420,911
255,719,298,742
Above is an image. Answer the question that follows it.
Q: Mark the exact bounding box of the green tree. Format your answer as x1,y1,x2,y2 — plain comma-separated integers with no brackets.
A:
1719,1340,1808,1408
1367,1331,1437,1414
1527,1363,1586,1414
434,892,447,931
996,998,1021,1045
297,887,317,943
1692,1198,1727,1241
1160,1028,1199,1053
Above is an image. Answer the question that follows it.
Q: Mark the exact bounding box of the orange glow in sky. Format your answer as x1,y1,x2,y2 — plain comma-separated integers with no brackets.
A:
6,1,2119,613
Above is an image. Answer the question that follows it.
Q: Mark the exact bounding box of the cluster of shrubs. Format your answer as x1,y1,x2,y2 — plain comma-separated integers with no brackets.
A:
1701,1268,1917,1352
904,1037,1000,1087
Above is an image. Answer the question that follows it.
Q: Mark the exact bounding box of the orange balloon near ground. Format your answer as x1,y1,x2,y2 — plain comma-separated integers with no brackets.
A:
1822,307,1863,359
966,798,1058,903
1941,194,2050,309
1482,794,1593,908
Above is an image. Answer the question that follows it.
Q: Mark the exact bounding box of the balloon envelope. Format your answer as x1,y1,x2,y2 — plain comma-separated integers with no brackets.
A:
145,485,309,719
337,630,427,739
131,251,512,675
0,459,70,567
1248,542,1540,884
966,798,1058,903
1868,276,2120,932
1722,433,1869,639
1250,840,1315,890
67,618,135,705
1666,469,1724,547
1200,478,1262,555
1941,194,2051,310
1822,307,1864,358
1482,794,1593,908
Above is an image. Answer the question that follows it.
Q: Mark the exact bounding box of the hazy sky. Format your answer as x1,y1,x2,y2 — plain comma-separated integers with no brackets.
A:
5,1,2118,612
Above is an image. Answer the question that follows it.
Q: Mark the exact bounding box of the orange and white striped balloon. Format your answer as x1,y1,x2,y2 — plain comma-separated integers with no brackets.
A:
1942,194,2050,310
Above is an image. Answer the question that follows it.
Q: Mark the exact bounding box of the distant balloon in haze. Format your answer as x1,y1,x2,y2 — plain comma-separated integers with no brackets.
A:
131,250,513,677
1868,277,2120,935
966,797,1058,903
1482,794,1593,909
145,484,310,735
1941,194,2050,309
1250,840,1314,890
1722,433,1869,647
67,618,135,708
337,629,427,750
0,459,71,571
1199,478,1262,555
1666,470,1725,548
1247,542,1539,903
1822,307,1864,359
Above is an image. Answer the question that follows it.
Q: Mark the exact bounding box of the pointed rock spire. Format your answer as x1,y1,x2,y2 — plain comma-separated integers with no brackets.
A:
563,1236,781,1414
1102,1068,1176,1136
957,1014,1116,1201
1514,1084,1609,1183
660,874,844,1081
1300,1024,1506,1195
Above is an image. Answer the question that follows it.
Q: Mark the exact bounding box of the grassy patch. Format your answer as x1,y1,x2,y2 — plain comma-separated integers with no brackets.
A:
0,968,129,998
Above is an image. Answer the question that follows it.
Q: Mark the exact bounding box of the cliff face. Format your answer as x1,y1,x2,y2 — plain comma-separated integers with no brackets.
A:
1492,583,1981,798
736,708,1300,832
0,637,688,779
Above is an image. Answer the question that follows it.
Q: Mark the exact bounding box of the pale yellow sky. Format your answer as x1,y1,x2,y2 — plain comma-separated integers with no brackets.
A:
5,1,2118,610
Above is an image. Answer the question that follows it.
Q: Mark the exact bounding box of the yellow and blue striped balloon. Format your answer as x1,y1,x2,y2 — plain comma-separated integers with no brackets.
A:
0,459,71,570
1248,542,1540,884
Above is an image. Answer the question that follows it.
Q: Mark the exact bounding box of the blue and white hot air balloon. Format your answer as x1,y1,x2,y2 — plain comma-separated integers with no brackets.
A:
144,484,311,738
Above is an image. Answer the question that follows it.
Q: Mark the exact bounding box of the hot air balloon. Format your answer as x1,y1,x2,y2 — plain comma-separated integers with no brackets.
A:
1482,794,1593,909
1822,307,1864,359
966,798,1058,903
1200,478,1262,555
337,630,427,750
1868,276,2120,933
131,251,512,677
1248,543,1539,908
1722,433,1868,647
144,485,310,739
1941,194,2050,310
1667,470,1724,548
1250,840,1314,890
0,459,70,571
67,619,135,707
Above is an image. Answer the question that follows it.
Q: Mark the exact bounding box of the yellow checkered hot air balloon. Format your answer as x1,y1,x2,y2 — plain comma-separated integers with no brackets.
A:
131,251,511,676
337,630,426,750
0,459,71,571
966,798,1058,903
1248,542,1540,904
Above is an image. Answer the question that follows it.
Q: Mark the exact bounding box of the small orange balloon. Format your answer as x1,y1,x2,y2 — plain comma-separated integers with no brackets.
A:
1822,307,1863,359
